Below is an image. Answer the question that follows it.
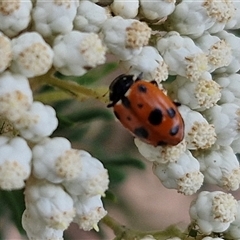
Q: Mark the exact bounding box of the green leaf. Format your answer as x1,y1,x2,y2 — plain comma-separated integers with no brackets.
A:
107,166,127,185
68,126,90,141
165,75,177,83
104,157,145,170
54,62,118,85
67,108,114,122
0,190,25,234
57,114,75,128
34,90,72,104
104,190,118,203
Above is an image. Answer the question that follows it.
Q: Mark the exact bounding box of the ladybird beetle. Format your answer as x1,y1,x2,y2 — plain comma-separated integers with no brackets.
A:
107,74,184,146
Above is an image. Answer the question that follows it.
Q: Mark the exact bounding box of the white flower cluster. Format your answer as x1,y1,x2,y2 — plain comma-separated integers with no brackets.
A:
134,1,240,235
0,2,110,239
0,0,240,239
23,137,108,238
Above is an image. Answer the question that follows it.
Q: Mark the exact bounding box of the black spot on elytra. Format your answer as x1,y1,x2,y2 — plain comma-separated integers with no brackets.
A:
148,108,163,125
134,127,149,139
167,108,176,118
138,84,147,93
127,116,132,121
157,141,167,146
170,125,179,136
137,103,143,108
122,96,131,108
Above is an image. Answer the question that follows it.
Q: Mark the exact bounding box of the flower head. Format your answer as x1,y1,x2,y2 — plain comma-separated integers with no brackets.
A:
153,150,203,195
32,137,77,183
194,145,240,191
195,32,232,72
14,101,58,142
0,136,31,190
10,32,54,77
214,73,240,104
165,0,235,38
101,16,151,60
0,32,12,73
53,31,106,76
134,138,186,164
203,103,240,146
111,0,139,19
156,32,208,82
0,0,32,37
140,0,176,21
169,74,221,111
178,105,216,150
0,71,33,122
189,191,238,234
24,177,75,230
74,1,108,33
121,46,168,84
32,0,79,39
73,194,107,231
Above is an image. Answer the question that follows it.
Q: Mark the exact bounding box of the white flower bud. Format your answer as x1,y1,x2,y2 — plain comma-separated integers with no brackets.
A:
0,136,31,190
25,177,75,230
0,71,33,122
101,16,151,60
153,150,204,195
156,32,208,82
134,138,186,164
73,195,107,231
225,201,240,239
111,0,139,19
214,73,240,104
178,105,216,150
207,1,235,34
231,137,240,154
169,74,221,111
32,0,79,39
166,0,234,39
53,31,106,76
189,191,238,234
225,2,240,30
195,33,232,72
74,1,108,33
140,235,157,240
140,0,175,21
32,137,73,183
120,46,168,84
203,103,240,146
22,210,64,240
0,32,12,73
63,150,109,197
214,31,240,74
10,32,53,78
14,101,58,142
0,0,32,37
33,138,109,197
194,145,240,191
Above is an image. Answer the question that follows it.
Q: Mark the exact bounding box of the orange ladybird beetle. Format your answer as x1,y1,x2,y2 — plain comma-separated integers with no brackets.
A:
107,74,184,146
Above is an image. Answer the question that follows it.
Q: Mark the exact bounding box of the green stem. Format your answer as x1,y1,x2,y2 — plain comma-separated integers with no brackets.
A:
102,215,186,240
102,215,127,237
31,69,109,104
